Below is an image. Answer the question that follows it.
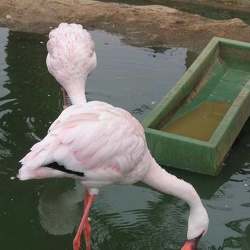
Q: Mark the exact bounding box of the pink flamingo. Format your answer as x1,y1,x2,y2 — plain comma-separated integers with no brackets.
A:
18,23,209,250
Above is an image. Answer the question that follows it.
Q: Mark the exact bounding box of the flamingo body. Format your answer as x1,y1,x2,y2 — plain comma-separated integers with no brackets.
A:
18,101,150,194
18,23,209,250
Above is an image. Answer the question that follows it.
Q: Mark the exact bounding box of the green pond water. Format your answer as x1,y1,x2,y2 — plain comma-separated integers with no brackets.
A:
0,27,249,250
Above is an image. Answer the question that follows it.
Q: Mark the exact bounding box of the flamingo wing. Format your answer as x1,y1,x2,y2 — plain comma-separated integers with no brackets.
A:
18,101,148,188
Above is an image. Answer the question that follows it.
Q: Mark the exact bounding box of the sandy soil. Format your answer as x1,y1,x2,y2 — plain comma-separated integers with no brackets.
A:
0,0,250,52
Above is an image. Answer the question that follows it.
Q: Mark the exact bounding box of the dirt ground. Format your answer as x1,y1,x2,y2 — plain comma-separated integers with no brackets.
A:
0,0,250,52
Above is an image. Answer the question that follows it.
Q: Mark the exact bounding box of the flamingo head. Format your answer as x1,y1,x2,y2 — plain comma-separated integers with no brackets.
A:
181,234,202,250
181,205,209,250
46,23,97,104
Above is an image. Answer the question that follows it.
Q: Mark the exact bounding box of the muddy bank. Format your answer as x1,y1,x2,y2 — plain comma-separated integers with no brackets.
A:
0,0,250,52
165,0,250,12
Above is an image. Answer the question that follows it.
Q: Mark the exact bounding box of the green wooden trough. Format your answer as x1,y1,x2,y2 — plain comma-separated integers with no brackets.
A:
142,37,250,176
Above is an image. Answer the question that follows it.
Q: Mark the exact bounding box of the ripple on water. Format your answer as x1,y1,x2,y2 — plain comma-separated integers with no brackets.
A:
86,184,191,249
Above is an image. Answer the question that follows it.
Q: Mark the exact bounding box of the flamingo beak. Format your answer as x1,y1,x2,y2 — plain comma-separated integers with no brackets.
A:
181,236,201,250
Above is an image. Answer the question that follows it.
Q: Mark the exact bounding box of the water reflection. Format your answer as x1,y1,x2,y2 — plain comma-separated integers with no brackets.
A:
0,27,249,250
37,179,192,249
38,180,83,235
89,30,191,121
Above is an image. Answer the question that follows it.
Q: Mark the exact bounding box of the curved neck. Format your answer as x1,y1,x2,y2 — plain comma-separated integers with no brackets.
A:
142,157,202,209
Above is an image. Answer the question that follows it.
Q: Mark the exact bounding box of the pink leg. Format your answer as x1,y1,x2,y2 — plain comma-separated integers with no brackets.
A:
73,192,95,250
84,189,89,209
83,190,92,250
62,88,67,109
